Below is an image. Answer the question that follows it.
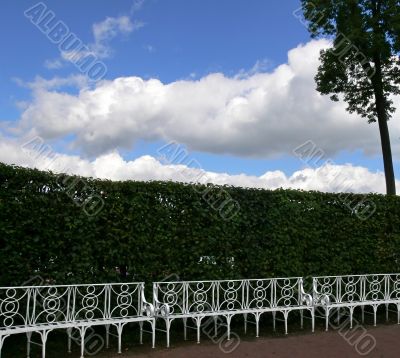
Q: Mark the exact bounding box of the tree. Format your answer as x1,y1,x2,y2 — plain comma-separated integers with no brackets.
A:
301,0,400,194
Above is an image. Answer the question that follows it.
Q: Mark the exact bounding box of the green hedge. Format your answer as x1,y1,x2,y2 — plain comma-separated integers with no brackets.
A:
0,162,400,286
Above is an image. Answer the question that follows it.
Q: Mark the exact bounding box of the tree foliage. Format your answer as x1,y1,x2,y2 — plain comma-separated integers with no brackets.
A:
301,0,400,194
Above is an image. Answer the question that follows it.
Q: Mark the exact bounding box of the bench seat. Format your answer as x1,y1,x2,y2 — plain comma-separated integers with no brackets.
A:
153,277,314,347
0,283,155,358
313,274,400,330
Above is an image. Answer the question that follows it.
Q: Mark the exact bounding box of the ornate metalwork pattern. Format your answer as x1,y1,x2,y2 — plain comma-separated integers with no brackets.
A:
0,283,155,358
313,276,337,304
109,283,142,319
187,281,214,314
275,278,302,307
0,288,30,329
33,286,71,325
312,274,400,331
247,279,273,310
154,277,309,316
217,280,246,312
313,274,390,305
154,282,185,315
340,276,363,303
153,277,313,347
364,275,386,301
73,285,107,322
386,274,400,301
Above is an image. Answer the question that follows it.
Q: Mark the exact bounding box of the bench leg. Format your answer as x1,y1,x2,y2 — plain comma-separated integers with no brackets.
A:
272,311,276,332
349,307,354,329
254,312,261,338
105,324,110,348
165,318,172,348
183,318,187,340
213,316,218,337
311,308,315,333
195,317,203,344
79,327,88,358
139,321,143,344
373,305,378,326
40,330,51,358
397,304,400,324
361,305,365,323
151,320,156,349
386,303,389,322
243,313,248,334
116,323,126,354
0,334,10,358
284,311,289,335
26,331,32,358
325,307,330,331
67,328,72,353
226,315,232,341
300,310,304,329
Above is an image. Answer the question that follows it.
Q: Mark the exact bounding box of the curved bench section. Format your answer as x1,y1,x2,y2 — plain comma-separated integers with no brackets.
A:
0,283,155,358
313,274,400,331
153,277,314,347
4,274,399,355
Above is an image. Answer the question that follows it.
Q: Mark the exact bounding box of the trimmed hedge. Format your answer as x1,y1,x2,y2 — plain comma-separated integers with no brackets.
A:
0,162,400,286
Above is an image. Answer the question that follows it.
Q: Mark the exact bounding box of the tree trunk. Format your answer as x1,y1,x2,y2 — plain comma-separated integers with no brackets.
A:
377,110,396,195
373,56,396,195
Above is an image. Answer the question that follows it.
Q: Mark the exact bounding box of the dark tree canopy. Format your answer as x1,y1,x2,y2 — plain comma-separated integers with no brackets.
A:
301,0,400,194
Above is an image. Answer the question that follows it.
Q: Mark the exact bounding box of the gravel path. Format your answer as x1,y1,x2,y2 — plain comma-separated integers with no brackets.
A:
96,324,400,358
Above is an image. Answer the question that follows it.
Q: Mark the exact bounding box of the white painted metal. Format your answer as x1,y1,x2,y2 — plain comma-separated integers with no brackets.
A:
0,283,155,358
4,273,397,355
153,277,314,347
313,274,400,330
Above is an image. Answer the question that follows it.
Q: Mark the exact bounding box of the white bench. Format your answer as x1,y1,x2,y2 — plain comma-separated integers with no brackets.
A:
153,277,314,347
313,274,400,330
0,283,155,358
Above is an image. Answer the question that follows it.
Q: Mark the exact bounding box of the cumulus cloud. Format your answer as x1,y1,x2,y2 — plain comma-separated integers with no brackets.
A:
0,135,394,194
19,40,400,159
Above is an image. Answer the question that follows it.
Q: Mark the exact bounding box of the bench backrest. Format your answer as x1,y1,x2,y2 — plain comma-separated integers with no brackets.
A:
153,277,304,315
312,274,399,304
0,283,145,330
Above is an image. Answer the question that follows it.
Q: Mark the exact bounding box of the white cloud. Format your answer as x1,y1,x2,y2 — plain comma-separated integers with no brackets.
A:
15,75,89,91
93,16,136,43
48,14,143,70
0,135,395,194
236,58,273,78
19,40,400,159
89,16,143,58
44,58,64,70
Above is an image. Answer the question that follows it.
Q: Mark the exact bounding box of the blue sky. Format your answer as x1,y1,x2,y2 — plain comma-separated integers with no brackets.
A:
0,0,398,192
